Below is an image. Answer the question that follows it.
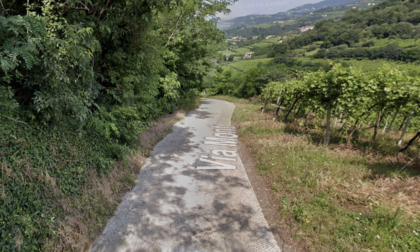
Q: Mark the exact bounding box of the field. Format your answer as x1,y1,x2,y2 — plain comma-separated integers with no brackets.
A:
212,95,420,252
359,38,420,48
227,38,278,56
225,58,273,73
248,23,280,28
346,59,420,75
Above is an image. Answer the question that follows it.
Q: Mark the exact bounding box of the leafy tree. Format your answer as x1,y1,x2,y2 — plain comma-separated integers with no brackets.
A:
0,0,237,250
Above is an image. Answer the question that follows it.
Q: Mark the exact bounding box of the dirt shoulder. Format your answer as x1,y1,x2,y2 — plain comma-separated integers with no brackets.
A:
237,140,304,252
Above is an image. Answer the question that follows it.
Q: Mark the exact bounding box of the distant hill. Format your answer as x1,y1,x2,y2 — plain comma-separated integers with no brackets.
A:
223,0,384,38
218,0,383,31
289,0,365,12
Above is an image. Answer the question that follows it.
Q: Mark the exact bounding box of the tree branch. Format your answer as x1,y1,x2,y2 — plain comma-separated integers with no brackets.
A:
0,0,10,16
98,0,110,20
1,115,29,125
165,11,184,47
78,0,90,12
399,132,420,153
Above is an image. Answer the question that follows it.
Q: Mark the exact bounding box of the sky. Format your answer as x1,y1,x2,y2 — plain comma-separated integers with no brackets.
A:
219,0,323,19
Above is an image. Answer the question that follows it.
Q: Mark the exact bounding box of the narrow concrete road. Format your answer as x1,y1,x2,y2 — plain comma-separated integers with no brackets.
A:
92,99,281,252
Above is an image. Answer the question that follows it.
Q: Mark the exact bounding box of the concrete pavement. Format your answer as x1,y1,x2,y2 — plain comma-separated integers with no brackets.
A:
91,98,281,252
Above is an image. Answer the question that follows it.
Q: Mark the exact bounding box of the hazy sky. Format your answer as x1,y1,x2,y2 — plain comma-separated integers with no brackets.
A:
219,0,323,19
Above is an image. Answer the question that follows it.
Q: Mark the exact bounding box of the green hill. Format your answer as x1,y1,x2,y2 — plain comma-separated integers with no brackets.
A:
219,0,384,34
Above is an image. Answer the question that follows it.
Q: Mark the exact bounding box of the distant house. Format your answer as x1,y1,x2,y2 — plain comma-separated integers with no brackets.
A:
367,3,376,6
252,36,259,40
231,36,247,41
273,21,285,24
278,40,283,44
298,26,314,33
322,14,328,17
265,35,275,39
244,52,254,59
352,6,357,9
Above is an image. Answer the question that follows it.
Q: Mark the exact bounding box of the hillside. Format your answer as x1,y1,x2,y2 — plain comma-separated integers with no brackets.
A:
270,0,420,62
218,0,383,31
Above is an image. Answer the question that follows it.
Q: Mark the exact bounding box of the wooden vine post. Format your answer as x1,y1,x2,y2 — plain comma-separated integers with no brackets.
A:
262,92,269,113
325,100,332,146
382,117,390,134
398,112,414,146
387,105,401,133
273,91,282,121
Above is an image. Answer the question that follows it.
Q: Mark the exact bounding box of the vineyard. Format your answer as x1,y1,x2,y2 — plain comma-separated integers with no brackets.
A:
262,64,420,149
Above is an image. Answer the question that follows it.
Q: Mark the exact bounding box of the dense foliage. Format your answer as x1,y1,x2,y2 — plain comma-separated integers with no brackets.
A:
0,0,233,250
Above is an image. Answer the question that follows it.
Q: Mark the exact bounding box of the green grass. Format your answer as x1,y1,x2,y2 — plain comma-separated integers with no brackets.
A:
248,23,279,28
225,58,272,73
292,55,420,76
360,38,420,48
250,40,277,48
305,48,320,56
232,47,252,55
345,59,420,75
211,95,420,252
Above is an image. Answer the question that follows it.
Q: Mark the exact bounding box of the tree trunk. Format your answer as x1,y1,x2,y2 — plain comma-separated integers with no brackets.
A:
339,121,348,137
399,132,420,153
325,100,332,147
398,114,408,131
347,108,374,144
382,117,390,134
372,106,383,141
284,95,300,122
398,112,414,146
262,93,269,113
273,92,282,121
347,119,360,144
387,106,400,133
293,105,302,122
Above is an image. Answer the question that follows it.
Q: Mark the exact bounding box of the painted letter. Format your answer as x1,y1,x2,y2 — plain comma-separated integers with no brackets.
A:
212,150,238,157
197,158,236,170
214,133,238,138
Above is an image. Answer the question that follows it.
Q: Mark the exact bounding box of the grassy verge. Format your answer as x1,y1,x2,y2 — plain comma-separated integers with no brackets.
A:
66,111,192,251
44,108,193,251
0,97,199,251
213,96,420,252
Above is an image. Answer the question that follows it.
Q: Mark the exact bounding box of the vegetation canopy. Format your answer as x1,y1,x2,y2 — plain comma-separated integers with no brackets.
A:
0,0,235,250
